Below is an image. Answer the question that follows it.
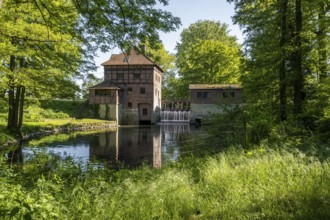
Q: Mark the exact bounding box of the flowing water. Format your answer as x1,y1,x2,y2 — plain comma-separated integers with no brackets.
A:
160,111,190,122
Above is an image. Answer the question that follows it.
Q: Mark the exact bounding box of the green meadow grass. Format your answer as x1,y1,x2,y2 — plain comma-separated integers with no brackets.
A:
0,99,113,146
1,146,329,219
0,117,113,146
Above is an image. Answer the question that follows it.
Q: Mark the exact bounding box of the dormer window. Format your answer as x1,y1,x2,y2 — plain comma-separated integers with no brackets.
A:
123,57,130,63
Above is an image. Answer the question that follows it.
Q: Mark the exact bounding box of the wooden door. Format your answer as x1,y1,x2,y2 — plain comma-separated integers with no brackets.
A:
138,103,151,123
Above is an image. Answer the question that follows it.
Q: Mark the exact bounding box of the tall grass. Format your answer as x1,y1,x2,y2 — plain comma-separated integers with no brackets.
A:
197,148,330,219
1,145,330,219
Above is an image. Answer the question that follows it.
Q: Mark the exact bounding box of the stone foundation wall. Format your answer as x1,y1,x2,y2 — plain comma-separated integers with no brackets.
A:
97,105,161,125
99,104,118,122
151,107,161,124
121,108,139,125
190,104,241,123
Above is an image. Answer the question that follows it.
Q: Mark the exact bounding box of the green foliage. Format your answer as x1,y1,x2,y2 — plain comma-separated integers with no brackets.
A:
24,106,70,122
21,99,87,122
0,0,82,92
302,77,330,139
1,144,330,219
73,0,181,53
40,100,85,118
0,98,7,113
143,42,179,99
175,20,242,98
144,42,176,73
81,74,103,100
227,0,330,137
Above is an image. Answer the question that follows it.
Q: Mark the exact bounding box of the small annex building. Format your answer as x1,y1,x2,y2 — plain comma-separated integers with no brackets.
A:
189,84,243,123
89,48,163,125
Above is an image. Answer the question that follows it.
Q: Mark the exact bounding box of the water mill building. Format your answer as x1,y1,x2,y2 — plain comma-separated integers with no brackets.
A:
89,48,244,125
189,84,243,123
89,48,163,125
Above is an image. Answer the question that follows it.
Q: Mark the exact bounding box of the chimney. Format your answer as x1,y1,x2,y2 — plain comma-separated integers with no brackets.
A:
140,44,146,53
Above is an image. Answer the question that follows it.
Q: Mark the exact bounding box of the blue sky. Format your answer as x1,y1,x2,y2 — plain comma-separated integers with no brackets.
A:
158,0,243,53
93,0,243,77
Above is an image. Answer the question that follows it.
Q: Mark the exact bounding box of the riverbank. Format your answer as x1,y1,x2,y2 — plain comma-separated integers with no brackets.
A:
0,99,117,148
0,118,116,148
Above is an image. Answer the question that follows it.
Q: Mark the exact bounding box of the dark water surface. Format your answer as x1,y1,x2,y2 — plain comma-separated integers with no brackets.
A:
21,124,205,168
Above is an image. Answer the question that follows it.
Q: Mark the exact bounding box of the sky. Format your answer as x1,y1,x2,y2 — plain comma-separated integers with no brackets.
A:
93,0,243,77
157,0,243,52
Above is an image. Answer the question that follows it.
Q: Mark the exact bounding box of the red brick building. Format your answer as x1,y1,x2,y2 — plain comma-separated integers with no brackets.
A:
89,49,163,125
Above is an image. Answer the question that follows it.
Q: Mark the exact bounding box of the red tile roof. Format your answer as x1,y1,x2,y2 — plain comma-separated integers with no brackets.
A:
101,49,163,72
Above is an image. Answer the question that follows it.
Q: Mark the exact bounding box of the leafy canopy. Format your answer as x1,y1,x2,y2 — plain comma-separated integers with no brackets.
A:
73,0,181,54
0,0,82,98
175,20,242,98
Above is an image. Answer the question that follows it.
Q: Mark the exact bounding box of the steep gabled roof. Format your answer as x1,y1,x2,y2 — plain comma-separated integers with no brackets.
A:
189,84,242,90
89,81,121,90
101,49,164,73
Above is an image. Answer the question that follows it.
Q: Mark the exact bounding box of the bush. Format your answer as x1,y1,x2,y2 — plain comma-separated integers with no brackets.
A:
0,98,8,113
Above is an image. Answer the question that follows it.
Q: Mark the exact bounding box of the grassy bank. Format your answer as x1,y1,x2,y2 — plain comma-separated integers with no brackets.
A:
1,117,114,145
0,99,114,146
1,145,330,219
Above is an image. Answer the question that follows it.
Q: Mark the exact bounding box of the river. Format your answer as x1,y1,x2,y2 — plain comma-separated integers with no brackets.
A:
18,124,207,168
8,123,243,169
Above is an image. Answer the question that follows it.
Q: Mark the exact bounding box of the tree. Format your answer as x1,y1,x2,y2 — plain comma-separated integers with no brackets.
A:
293,0,303,114
142,42,178,99
176,20,242,98
279,0,288,121
0,0,181,135
0,0,82,134
81,74,103,100
72,0,181,53
316,0,329,83
228,0,329,134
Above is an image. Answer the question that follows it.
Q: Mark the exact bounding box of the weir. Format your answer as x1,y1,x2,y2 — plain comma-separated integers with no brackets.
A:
160,111,190,122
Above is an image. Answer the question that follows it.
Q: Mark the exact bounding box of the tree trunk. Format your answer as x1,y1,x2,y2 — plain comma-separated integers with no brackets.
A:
7,86,25,136
18,86,25,133
13,86,21,127
7,144,23,166
293,0,304,114
7,55,26,136
318,1,328,82
279,0,288,121
7,55,17,131
7,86,16,130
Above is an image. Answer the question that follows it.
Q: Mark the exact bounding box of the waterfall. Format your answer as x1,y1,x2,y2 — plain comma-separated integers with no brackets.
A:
160,111,190,122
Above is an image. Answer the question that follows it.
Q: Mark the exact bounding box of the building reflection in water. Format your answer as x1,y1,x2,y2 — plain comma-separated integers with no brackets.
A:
89,125,162,168
161,123,191,161
89,124,191,168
